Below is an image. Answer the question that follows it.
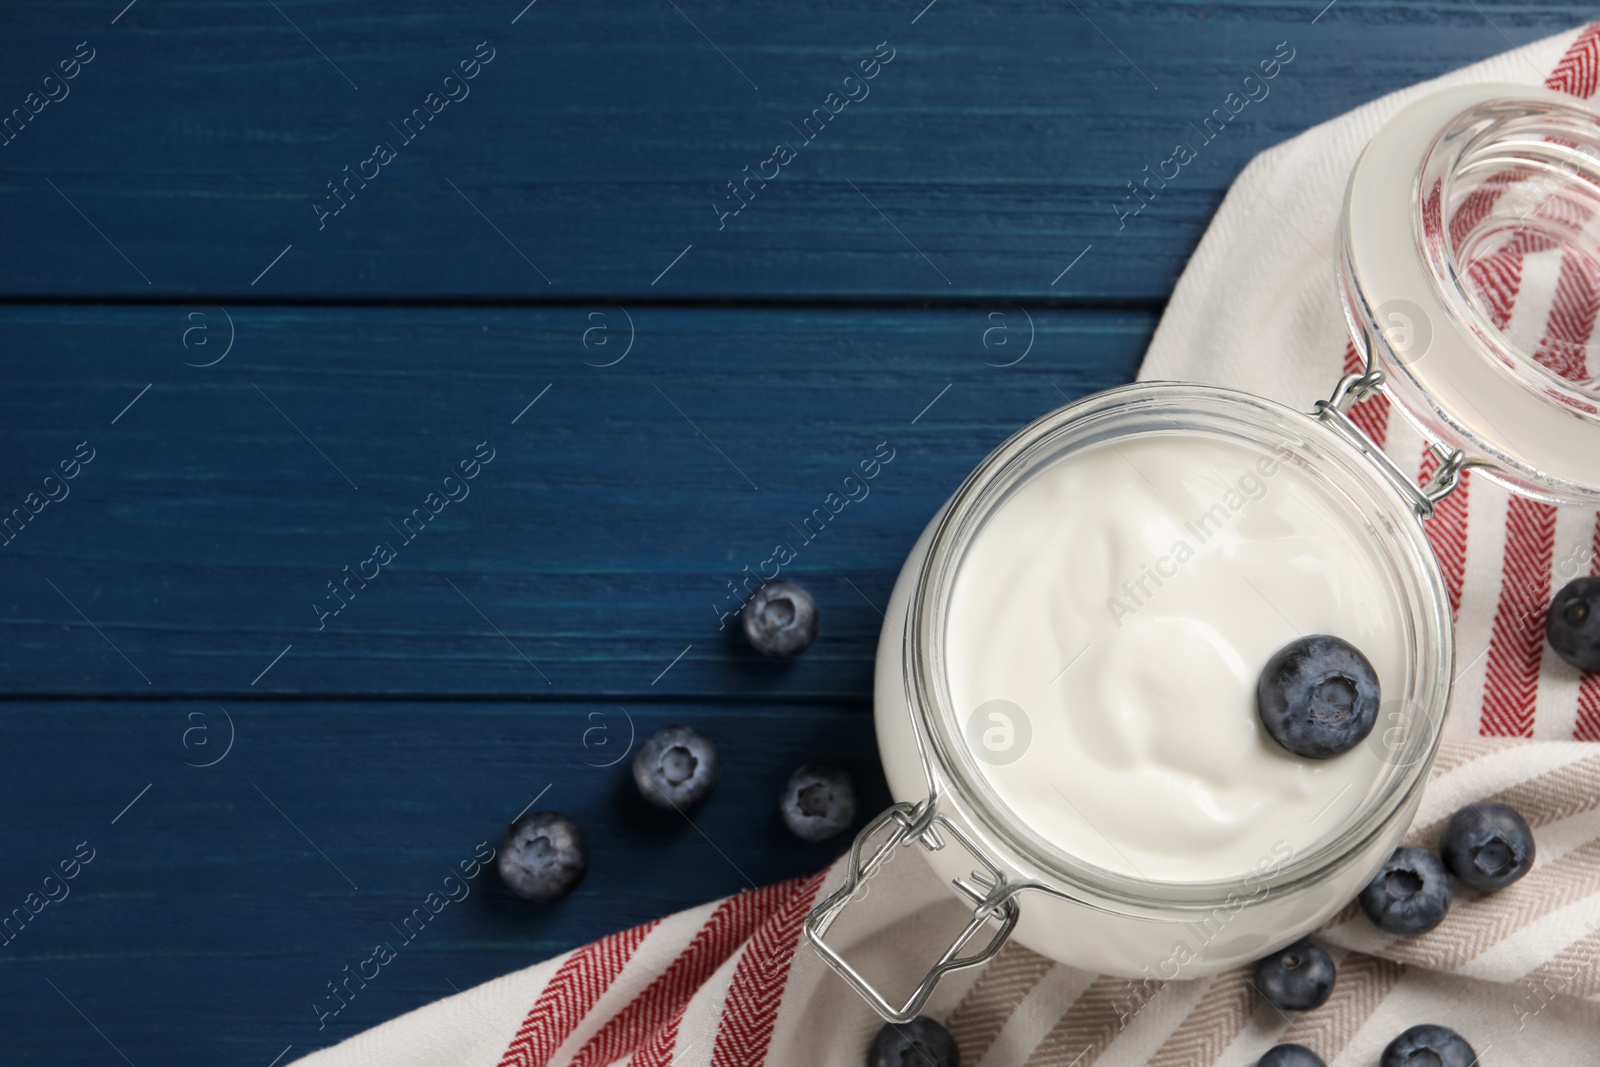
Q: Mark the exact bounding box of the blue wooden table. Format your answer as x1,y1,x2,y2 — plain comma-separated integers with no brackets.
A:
0,2,1591,1062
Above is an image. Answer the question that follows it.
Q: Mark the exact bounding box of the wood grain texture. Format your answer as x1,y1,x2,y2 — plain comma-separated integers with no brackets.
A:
0,1,1591,300
2,3,1588,1063
0,304,1148,697
0,700,889,1064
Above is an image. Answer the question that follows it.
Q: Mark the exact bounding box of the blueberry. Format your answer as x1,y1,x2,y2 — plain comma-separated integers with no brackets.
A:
1379,1024,1476,1067
866,1016,959,1067
1252,938,1336,1011
1257,635,1381,759
1257,1045,1326,1067
1547,576,1600,672
498,811,588,902
633,725,719,810
1359,846,1452,935
743,580,819,657
1439,801,1535,892
780,765,856,842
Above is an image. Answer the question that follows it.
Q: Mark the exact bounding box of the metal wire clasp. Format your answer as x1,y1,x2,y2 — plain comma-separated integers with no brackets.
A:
1315,370,1466,519
803,800,1021,1024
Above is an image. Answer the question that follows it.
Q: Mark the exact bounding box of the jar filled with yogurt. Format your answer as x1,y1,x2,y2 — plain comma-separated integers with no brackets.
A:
807,83,1600,1024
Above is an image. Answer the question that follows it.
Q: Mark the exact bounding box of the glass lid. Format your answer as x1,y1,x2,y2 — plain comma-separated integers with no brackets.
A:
1341,82,1600,505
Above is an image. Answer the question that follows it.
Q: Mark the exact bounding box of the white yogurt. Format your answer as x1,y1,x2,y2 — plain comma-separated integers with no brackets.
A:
943,433,1403,882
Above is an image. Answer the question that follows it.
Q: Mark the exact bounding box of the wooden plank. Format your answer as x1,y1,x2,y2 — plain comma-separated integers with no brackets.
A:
0,1,1586,299
0,304,1149,696
0,700,890,1063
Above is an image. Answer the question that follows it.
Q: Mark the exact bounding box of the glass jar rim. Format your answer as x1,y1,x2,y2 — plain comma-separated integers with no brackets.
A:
904,382,1454,914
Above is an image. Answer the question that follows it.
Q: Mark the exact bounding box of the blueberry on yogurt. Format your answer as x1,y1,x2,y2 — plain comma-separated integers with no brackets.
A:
1252,938,1336,1011
498,811,588,902
633,725,720,810
743,580,819,657
1358,846,1452,935
865,1016,959,1067
1257,1046,1326,1067
1379,1024,1476,1067
1257,635,1380,759
779,765,856,842
1439,801,1535,892
1546,576,1600,672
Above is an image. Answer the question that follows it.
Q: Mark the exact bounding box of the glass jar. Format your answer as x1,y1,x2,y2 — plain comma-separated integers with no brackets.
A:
806,384,1454,1021
807,84,1600,1024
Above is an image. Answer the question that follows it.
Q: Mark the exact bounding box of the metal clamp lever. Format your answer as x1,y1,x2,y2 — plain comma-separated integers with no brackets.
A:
1315,371,1466,519
804,801,1021,1024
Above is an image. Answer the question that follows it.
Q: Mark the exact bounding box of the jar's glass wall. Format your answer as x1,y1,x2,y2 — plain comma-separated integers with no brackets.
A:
1417,99,1600,418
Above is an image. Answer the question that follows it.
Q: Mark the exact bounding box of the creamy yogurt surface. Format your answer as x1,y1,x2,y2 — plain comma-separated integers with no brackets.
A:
943,433,1401,882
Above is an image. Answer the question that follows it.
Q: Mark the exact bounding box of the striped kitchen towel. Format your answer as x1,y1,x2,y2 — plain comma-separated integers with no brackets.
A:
297,22,1600,1067
294,738,1600,1066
